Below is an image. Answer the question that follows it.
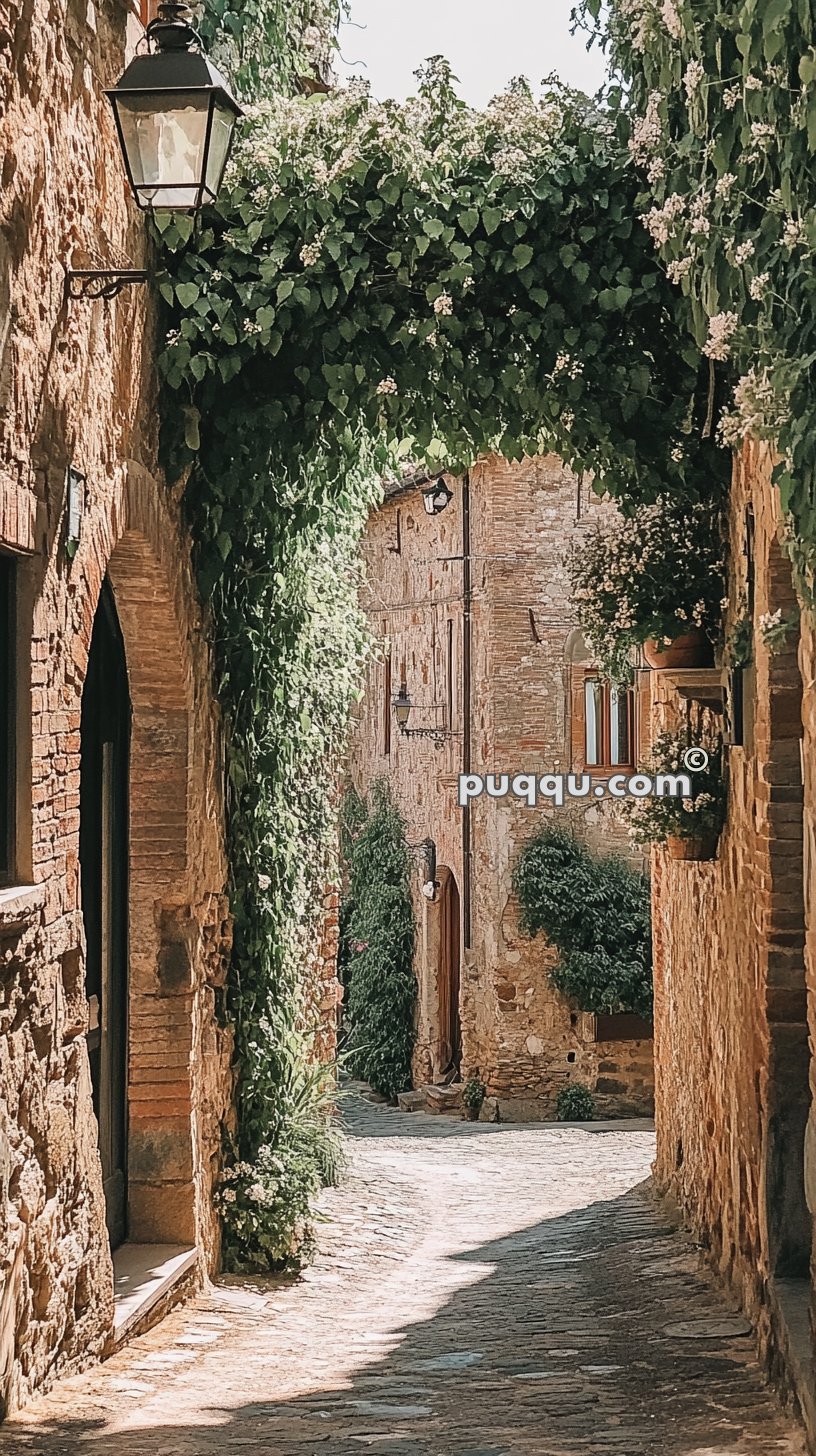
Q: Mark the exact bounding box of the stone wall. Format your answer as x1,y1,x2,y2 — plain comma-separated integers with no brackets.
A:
350,454,654,1120
648,439,816,1427
0,0,233,1416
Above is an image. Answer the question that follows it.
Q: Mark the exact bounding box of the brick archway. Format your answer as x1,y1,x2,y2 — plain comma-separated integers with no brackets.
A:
78,462,231,1257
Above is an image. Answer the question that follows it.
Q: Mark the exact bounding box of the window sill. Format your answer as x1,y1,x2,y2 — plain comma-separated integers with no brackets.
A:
0,883,45,938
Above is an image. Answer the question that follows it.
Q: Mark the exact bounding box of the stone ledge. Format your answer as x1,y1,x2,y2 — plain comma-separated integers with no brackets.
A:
113,1243,198,1348
0,884,45,939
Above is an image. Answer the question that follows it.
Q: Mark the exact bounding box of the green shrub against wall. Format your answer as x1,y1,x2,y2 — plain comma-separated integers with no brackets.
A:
340,782,416,1099
512,827,652,1019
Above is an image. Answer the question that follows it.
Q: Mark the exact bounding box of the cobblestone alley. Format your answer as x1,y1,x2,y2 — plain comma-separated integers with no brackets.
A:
3,1093,806,1456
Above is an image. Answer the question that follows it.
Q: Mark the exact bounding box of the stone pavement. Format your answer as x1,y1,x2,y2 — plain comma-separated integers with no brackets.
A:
3,1092,807,1455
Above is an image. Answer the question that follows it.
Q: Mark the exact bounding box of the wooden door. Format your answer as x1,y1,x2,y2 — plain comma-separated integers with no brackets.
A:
438,869,462,1078
80,581,130,1249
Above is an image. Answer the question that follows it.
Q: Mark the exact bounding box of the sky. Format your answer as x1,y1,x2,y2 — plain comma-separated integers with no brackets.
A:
336,0,609,107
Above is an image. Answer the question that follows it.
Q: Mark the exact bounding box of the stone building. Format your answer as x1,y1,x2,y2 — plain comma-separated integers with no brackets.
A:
349,453,655,1121
642,438,816,1441
0,0,234,1416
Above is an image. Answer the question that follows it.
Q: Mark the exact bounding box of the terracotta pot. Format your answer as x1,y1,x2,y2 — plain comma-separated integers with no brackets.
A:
463,1104,481,1122
666,832,719,862
642,628,714,670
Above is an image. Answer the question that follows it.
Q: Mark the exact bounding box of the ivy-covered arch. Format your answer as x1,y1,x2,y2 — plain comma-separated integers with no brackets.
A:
157,56,731,1269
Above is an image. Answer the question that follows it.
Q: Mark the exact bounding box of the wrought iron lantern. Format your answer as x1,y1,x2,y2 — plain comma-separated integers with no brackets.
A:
422,478,453,516
107,2,243,213
393,682,412,730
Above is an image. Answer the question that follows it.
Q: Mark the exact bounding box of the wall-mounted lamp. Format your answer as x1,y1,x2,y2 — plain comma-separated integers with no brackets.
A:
65,466,86,559
392,682,454,750
422,478,453,516
66,3,242,301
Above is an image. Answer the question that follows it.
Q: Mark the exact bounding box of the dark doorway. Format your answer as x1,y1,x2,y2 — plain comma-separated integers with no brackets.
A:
438,868,462,1079
80,580,130,1250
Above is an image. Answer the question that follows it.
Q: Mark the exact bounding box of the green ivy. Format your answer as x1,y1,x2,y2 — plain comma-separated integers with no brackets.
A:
512,828,653,1019
340,783,416,1100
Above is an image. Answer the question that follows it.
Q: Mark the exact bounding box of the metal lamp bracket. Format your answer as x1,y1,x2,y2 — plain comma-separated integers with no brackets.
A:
65,269,149,301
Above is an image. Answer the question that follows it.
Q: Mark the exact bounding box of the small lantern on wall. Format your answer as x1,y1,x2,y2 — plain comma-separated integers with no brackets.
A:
422,478,454,517
107,2,243,213
393,682,412,730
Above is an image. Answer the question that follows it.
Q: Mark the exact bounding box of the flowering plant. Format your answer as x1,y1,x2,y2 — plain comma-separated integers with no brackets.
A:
621,732,726,847
758,608,799,655
568,496,725,681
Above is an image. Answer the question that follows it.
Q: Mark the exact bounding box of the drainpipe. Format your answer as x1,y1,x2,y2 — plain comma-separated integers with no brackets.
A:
461,471,472,950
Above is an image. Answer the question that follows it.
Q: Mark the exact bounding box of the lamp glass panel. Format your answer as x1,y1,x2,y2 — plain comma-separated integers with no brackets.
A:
115,92,210,208
204,101,237,198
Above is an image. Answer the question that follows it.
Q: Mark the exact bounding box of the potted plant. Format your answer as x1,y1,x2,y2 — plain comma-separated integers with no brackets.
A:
568,497,724,680
621,731,727,861
462,1072,487,1121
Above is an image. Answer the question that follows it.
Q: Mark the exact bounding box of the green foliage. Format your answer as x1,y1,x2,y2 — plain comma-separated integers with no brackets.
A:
156,63,726,522
462,1072,487,1112
211,470,374,1271
622,732,726,848
216,1052,344,1271
574,0,816,563
196,0,345,101
341,782,416,1099
556,1083,596,1122
513,828,652,1018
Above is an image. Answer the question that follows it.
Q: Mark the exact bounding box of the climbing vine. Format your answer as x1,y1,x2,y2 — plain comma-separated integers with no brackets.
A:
339,783,416,1100
575,0,816,560
157,44,727,1264
513,828,653,1019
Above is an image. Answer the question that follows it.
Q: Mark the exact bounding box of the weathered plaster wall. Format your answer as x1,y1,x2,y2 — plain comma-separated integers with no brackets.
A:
0,0,232,1415
650,439,811,1400
351,454,654,1119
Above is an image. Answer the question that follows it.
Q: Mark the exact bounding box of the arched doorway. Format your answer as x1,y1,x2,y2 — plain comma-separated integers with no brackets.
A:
80,580,131,1250
437,868,462,1079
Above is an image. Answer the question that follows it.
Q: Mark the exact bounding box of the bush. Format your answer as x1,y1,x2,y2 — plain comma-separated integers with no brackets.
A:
556,1084,596,1122
512,827,652,1018
341,782,416,1098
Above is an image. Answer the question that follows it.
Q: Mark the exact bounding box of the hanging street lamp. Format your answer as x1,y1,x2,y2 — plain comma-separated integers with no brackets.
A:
422,478,454,517
393,682,412,731
107,2,243,214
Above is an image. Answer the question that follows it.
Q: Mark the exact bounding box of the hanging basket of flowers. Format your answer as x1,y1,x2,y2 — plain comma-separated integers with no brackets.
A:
568,497,725,682
621,731,727,862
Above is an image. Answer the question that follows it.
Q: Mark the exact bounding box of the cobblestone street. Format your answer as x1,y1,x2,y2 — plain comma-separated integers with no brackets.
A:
3,1093,806,1455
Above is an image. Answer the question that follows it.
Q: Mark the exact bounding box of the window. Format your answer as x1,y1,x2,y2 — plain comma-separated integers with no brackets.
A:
583,674,634,771
0,555,14,883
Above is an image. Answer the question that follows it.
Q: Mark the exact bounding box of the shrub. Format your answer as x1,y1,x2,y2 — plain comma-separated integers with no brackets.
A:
341,782,416,1098
556,1084,596,1122
462,1073,487,1113
512,827,652,1018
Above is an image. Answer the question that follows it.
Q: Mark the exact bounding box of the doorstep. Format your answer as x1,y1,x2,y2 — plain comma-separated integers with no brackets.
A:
113,1243,198,1347
770,1276,816,1445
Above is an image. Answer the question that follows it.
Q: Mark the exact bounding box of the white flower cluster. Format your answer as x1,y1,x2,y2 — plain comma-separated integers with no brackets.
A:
643,191,685,246
749,271,770,300
666,256,692,283
376,376,398,396
660,0,683,38
629,90,664,165
718,368,787,448
683,60,705,100
553,352,584,379
703,310,739,361
433,292,454,316
733,238,755,265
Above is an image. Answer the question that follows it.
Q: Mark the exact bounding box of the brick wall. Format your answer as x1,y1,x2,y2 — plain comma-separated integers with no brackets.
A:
0,0,233,1415
648,439,816,1428
350,455,654,1120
